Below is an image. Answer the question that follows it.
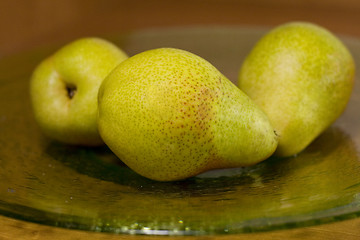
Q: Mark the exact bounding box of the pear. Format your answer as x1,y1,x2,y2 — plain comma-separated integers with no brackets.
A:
97,48,278,181
238,22,355,157
30,38,128,146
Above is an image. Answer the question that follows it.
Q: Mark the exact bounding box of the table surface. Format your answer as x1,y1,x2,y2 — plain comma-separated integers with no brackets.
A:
1,214,360,240
1,1,360,239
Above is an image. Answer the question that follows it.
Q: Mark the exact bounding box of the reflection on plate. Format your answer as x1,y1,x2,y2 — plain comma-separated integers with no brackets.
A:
0,27,360,236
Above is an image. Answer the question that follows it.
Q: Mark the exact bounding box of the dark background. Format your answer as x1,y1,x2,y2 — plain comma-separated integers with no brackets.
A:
1,0,360,58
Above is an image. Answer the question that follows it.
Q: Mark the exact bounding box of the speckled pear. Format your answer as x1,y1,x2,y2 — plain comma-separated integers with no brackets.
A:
97,48,278,181
238,22,355,157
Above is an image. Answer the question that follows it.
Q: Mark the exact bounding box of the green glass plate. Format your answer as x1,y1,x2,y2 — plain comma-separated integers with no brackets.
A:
1,26,360,236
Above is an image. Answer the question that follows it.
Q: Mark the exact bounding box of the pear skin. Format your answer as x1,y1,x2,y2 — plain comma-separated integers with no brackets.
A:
30,38,128,146
238,22,355,157
98,48,278,181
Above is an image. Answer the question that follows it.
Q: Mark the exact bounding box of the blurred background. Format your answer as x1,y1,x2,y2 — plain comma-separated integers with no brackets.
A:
1,0,360,58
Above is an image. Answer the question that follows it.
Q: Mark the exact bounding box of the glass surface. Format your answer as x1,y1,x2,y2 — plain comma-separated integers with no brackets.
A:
1,27,360,236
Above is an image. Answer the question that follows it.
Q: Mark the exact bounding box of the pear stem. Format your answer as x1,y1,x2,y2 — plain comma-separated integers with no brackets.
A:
66,84,77,99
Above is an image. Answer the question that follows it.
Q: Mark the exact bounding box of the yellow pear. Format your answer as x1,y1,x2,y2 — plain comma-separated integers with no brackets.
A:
238,22,355,157
98,48,278,181
30,38,128,146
